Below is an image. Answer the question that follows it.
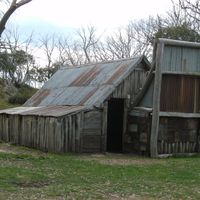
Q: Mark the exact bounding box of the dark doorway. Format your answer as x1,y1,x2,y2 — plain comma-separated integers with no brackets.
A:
106,98,124,152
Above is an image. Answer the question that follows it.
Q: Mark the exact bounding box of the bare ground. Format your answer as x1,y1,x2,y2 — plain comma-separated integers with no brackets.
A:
77,153,166,166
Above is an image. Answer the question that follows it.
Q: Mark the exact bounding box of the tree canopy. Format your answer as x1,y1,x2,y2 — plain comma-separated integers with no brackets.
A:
155,24,200,42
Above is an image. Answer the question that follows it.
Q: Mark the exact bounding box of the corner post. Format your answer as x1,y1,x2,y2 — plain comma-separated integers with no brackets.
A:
150,41,164,158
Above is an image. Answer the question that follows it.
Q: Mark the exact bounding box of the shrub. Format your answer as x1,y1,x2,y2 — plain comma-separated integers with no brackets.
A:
0,79,5,99
8,84,37,105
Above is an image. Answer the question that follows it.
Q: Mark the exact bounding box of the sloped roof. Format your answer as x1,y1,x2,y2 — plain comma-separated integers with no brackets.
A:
24,56,150,107
0,105,86,117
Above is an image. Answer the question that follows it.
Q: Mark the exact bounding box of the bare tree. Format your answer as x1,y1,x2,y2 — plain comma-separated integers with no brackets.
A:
56,36,84,66
32,0,200,83
105,18,156,60
179,0,200,19
55,27,102,66
76,26,100,63
39,34,56,79
92,41,112,62
0,0,32,37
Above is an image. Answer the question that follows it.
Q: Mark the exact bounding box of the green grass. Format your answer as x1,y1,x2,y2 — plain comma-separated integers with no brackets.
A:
0,99,18,110
0,143,200,199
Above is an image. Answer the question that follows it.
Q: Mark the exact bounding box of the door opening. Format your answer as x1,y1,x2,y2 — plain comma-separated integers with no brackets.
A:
106,98,124,152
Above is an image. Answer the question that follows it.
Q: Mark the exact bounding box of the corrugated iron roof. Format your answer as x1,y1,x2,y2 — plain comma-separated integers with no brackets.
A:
24,56,150,107
0,106,86,117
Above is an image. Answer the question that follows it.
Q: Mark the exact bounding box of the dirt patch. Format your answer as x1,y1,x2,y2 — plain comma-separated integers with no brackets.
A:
97,159,164,166
78,154,166,166
0,143,165,166
0,142,48,157
4,191,65,200
11,180,54,188
107,193,156,200
0,149,15,154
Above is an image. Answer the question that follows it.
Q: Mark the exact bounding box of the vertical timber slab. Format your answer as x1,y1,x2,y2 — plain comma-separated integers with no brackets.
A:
150,41,164,158
72,116,76,152
75,113,81,153
0,115,3,140
32,116,37,148
48,117,55,152
64,117,68,152
194,78,199,112
44,117,49,151
9,115,15,143
78,112,84,153
102,102,108,152
122,99,128,152
4,115,9,142
21,116,25,146
39,117,45,151
68,116,72,152
55,118,62,152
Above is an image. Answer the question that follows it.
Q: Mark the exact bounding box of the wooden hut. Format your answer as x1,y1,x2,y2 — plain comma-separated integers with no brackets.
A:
0,56,150,153
128,38,200,157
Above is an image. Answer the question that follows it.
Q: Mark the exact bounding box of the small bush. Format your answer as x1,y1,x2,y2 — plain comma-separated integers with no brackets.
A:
0,79,5,99
8,84,37,105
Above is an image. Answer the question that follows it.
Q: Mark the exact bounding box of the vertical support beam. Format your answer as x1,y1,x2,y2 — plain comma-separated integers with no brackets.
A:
102,102,108,153
194,78,199,113
122,99,128,152
150,41,164,158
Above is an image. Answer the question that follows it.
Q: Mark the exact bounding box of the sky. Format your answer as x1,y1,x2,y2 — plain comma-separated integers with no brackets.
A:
1,0,176,68
7,0,174,37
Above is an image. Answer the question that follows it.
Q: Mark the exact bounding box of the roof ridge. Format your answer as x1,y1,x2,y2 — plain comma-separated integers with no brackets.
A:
60,56,141,70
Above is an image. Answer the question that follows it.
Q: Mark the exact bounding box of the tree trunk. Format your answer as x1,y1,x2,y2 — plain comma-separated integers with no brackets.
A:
0,0,32,37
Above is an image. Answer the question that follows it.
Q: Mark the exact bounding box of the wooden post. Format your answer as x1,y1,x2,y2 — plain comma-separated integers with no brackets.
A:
150,41,164,158
102,102,108,153
194,78,199,113
122,99,128,152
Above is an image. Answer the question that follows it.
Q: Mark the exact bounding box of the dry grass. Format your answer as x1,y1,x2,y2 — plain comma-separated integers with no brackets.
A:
77,153,166,166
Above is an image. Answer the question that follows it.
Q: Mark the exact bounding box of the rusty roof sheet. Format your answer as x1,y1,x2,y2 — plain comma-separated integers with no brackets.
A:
0,105,86,117
24,56,150,107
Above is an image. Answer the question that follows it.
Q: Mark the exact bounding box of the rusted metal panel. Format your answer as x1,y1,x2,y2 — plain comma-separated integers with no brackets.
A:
0,106,86,117
69,65,101,86
160,75,200,113
106,62,131,84
78,88,99,105
24,89,50,107
83,85,115,106
24,56,150,107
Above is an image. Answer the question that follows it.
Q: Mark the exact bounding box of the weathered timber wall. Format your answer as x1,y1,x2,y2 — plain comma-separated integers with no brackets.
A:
158,117,200,154
0,112,84,153
110,69,147,106
81,110,102,152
